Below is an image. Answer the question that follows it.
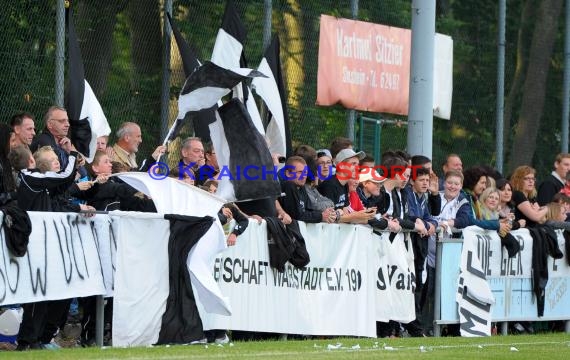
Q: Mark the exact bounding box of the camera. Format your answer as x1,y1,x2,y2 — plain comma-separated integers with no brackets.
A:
278,156,286,163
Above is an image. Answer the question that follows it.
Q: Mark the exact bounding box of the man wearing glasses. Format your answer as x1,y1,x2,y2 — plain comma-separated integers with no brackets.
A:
30,106,81,171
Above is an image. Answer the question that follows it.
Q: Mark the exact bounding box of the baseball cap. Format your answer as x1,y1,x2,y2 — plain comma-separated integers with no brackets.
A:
334,148,365,165
316,149,332,158
359,170,386,184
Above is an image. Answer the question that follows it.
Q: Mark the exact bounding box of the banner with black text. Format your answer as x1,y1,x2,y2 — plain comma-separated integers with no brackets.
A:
0,212,113,305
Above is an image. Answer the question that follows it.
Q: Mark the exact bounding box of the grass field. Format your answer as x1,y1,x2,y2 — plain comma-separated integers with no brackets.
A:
2,333,570,360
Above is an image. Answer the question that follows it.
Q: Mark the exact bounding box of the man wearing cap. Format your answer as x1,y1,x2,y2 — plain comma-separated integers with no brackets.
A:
357,169,401,232
357,170,386,209
278,156,335,223
318,148,375,224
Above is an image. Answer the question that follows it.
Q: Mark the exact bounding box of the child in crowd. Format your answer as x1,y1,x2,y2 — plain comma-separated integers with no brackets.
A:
73,151,156,212
8,145,94,350
543,202,570,230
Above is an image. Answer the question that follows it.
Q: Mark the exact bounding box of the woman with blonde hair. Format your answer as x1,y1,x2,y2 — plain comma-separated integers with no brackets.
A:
477,187,501,221
510,166,548,227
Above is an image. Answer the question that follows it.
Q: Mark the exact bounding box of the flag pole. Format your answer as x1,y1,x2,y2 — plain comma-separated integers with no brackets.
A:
161,118,182,146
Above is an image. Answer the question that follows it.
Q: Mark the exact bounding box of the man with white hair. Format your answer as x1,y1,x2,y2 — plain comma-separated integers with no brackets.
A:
110,122,165,171
110,122,142,169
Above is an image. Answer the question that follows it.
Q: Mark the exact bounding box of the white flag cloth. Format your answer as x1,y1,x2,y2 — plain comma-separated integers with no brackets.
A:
115,171,226,217
114,172,232,317
456,226,495,337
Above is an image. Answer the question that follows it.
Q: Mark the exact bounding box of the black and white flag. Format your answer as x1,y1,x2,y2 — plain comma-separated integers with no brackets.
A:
209,98,282,202
252,35,293,157
166,12,216,142
177,61,266,118
210,0,265,135
65,8,111,161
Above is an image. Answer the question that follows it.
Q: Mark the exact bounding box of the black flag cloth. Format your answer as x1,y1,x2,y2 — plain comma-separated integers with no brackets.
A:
213,98,282,202
166,12,216,142
253,35,293,157
177,61,266,117
156,214,214,344
211,0,264,135
166,61,264,145
65,8,111,161
166,12,200,77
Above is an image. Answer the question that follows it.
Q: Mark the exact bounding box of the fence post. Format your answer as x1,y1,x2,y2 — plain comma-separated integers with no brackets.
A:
562,0,570,153
495,0,506,173
408,0,435,158
346,0,359,142
433,236,443,337
374,120,381,162
95,295,105,346
55,0,65,107
160,0,173,142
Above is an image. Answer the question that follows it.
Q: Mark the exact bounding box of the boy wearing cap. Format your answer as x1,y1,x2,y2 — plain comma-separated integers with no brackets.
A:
318,149,375,224
357,169,401,232
357,170,386,209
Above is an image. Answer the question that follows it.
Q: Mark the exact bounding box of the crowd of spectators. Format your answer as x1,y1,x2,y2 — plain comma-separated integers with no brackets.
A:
1,106,570,349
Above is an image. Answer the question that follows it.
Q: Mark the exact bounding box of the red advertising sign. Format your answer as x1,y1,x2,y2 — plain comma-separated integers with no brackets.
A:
316,15,411,115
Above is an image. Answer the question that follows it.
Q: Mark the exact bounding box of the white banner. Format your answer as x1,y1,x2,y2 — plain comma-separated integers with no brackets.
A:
374,232,416,323
112,212,170,347
2,212,419,346
200,222,377,338
0,212,111,305
112,211,230,347
457,226,498,336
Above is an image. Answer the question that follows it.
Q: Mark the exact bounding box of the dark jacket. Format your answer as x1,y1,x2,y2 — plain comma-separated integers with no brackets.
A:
529,225,564,316
31,129,69,169
279,181,323,223
356,187,389,229
217,203,249,236
71,177,156,212
537,173,564,206
0,162,17,206
31,129,89,178
16,152,78,211
380,186,416,230
266,217,310,272
403,187,437,230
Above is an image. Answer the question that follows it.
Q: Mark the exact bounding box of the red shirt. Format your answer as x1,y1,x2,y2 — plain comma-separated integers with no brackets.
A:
349,190,365,211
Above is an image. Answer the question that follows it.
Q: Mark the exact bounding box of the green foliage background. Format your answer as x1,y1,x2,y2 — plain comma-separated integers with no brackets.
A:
0,0,566,178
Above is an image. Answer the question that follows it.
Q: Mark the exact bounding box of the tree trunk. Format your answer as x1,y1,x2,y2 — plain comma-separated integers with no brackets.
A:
280,0,305,110
503,0,534,162
507,0,562,171
75,0,128,97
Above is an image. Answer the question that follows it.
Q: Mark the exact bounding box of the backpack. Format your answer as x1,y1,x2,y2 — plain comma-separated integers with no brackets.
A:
265,217,310,272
